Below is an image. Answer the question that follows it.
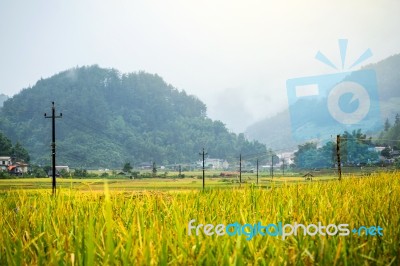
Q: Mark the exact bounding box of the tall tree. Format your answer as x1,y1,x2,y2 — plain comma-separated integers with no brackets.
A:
123,162,133,173
384,118,391,132
340,130,377,165
294,142,319,169
11,142,30,162
0,132,12,156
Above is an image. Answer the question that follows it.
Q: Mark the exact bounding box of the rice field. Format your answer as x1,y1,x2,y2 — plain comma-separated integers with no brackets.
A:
0,172,399,265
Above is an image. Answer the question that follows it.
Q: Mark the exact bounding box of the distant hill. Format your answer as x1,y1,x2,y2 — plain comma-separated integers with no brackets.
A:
245,54,400,150
0,94,8,107
0,65,266,168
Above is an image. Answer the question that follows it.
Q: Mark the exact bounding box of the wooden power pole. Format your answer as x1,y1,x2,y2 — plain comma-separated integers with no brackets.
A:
199,148,207,191
336,134,342,181
45,102,62,195
256,158,259,185
239,154,242,187
271,154,274,179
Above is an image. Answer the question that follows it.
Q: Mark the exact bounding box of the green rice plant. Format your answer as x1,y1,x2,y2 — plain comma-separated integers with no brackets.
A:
0,173,398,265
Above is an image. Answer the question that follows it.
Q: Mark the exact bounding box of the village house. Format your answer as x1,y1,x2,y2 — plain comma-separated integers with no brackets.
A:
7,162,29,175
198,158,229,170
56,166,70,172
0,156,12,171
0,156,29,175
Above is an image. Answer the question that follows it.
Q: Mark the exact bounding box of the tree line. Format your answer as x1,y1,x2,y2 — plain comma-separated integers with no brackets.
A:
294,119,400,169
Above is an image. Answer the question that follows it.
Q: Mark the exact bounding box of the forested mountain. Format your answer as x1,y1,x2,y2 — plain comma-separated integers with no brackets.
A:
0,94,8,107
380,114,400,149
246,54,400,150
0,65,266,168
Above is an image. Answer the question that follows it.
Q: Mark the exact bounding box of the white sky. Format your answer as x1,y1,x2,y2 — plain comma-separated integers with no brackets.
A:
1,0,399,132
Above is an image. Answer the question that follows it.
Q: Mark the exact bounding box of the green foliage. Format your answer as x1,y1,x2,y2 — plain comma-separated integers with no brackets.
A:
11,142,30,163
380,113,400,147
131,171,140,178
0,65,266,168
381,147,391,158
122,163,132,173
0,132,30,163
43,165,51,175
294,142,333,169
340,129,378,165
0,132,13,156
100,172,109,177
0,171,11,179
73,169,88,177
139,173,153,178
29,165,47,178
59,169,70,177
384,118,391,131
294,129,378,169
0,94,8,107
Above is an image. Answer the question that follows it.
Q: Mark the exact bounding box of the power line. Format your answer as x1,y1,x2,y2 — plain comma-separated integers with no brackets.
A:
340,137,400,142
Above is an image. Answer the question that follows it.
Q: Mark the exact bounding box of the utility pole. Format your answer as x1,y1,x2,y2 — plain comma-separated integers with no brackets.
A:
282,157,285,176
199,148,207,191
152,162,157,177
44,102,62,195
256,158,259,185
239,154,242,187
271,154,274,179
337,134,342,181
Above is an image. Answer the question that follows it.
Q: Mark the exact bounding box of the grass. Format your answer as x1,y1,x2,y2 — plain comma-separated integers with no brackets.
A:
0,173,337,191
0,172,399,265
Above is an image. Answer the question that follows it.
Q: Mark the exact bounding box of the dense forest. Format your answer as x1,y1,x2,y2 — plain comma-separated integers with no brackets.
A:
0,65,266,168
0,94,8,107
380,114,400,149
0,131,30,162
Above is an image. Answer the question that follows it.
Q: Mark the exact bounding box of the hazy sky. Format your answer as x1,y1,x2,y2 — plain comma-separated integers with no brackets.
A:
1,0,399,132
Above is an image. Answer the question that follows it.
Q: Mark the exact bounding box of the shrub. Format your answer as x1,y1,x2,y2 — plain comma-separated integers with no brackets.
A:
101,172,109,177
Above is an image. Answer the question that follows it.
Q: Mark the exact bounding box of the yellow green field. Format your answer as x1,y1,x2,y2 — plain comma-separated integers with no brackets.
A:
0,173,399,265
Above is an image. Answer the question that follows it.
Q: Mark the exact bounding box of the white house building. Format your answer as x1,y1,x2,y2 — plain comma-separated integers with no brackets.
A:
198,158,229,169
0,156,11,171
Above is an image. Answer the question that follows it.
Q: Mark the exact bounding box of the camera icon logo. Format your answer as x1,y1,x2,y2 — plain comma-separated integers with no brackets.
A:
286,39,383,141
327,80,370,125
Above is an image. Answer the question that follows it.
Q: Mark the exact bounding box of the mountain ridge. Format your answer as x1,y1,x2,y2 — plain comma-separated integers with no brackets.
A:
0,65,266,168
245,53,400,150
